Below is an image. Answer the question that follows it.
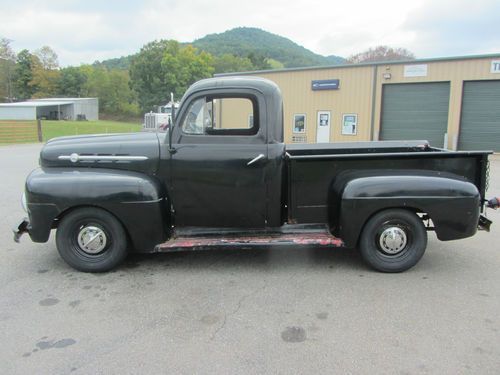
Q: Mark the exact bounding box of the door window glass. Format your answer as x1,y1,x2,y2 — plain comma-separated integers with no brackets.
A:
181,96,257,135
182,97,212,135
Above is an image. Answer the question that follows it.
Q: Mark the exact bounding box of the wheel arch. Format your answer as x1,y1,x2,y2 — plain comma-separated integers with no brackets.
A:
25,167,170,251
54,204,133,248
344,205,428,249
336,174,480,247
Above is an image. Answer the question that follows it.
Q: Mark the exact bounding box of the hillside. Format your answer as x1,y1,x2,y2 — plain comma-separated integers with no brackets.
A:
96,27,344,71
93,55,133,70
192,27,344,68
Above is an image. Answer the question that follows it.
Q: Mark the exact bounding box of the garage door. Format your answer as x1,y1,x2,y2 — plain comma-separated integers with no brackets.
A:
458,81,500,151
380,82,450,147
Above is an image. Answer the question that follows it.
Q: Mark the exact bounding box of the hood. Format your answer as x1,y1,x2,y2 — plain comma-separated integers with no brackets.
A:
40,132,161,175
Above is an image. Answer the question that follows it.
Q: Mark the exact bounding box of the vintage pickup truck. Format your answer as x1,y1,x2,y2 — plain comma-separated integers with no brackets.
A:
14,77,499,273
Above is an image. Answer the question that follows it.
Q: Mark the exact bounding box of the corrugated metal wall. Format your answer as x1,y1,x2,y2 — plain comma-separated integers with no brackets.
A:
373,57,500,149
0,106,36,120
72,99,98,120
217,98,253,129
231,55,500,148
251,66,374,143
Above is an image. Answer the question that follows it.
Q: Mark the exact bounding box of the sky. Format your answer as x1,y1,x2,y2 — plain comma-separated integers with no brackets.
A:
0,0,499,66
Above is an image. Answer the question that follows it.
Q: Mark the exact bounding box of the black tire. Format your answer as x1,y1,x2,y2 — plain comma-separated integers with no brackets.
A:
359,209,427,273
56,207,128,272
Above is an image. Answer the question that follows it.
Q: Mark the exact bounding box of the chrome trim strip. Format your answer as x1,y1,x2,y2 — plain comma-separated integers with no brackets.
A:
121,198,164,204
297,204,328,208
247,153,265,166
58,153,148,162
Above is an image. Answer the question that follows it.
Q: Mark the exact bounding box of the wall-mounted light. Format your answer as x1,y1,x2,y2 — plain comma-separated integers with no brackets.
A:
383,72,392,79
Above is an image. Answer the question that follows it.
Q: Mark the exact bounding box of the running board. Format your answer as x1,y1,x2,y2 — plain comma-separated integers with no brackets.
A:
154,229,343,252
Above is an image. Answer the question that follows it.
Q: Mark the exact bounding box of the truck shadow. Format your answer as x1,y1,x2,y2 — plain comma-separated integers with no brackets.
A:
123,246,367,272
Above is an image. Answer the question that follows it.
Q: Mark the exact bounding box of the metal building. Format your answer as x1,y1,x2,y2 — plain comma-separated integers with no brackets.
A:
0,98,98,121
216,53,500,151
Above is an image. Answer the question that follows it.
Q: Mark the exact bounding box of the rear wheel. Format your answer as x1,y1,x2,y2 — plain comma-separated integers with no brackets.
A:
56,207,128,272
359,209,427,273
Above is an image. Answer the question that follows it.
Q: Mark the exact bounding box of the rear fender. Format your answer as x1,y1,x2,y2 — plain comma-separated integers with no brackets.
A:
336,174,480,247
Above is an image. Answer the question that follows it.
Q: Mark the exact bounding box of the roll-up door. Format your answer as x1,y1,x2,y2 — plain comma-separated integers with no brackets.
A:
380,82,450,147
458,80,500,151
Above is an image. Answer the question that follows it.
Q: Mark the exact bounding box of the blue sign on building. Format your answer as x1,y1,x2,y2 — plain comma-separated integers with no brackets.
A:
311,79,340,91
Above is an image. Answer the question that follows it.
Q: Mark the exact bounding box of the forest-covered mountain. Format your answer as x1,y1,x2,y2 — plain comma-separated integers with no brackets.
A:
191,27,344,68
96,27,344,70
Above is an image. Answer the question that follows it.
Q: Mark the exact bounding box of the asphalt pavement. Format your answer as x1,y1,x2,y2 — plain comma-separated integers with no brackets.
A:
1,143,499,374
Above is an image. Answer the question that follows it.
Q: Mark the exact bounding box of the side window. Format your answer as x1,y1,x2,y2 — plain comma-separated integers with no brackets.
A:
212,98,254,130
182,97,212,135
181,96,257,136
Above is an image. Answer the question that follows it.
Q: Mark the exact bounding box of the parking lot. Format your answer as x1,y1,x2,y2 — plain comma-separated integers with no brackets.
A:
1,143,499,374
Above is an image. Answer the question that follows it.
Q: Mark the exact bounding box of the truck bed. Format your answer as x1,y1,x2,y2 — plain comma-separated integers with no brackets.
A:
286,140,437,156
285,140,490,226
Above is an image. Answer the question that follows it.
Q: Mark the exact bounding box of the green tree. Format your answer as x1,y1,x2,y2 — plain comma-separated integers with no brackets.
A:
14,49,36,99
213,53,254,74
129,40,172,112
161,44,213,97
30,57,60,98
130,40,214,112
0,38,16,101
83,65,139,117
266,58,284,69
58,66,87,97
247,52,271,70
30,46,60,97
34,46,59,69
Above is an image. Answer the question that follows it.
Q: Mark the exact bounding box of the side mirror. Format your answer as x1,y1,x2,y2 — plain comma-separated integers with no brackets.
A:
167,118,175,153
168,92,176,153
170,92,176,123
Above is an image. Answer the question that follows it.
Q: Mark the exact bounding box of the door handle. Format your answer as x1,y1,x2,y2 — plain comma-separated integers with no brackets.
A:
247,153,266,166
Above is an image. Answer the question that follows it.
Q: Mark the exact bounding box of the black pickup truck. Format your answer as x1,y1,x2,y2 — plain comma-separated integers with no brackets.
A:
14,77,498,273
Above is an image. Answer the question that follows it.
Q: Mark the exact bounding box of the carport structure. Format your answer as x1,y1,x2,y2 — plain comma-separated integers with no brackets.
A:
0,101,71,120
0,98,98,121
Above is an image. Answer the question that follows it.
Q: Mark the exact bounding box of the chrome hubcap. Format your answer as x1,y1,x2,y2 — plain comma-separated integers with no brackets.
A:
379,226,407,254
77,226,107,254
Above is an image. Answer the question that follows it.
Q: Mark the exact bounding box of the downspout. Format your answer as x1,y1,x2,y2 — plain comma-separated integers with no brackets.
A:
369,65,378,141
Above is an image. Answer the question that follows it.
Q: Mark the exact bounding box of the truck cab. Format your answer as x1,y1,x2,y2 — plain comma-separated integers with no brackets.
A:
158,77,285,229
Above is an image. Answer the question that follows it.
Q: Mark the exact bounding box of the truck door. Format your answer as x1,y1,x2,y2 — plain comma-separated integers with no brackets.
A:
168,92,268,228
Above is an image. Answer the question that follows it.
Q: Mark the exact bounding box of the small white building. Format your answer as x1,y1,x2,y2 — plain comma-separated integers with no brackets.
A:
0,98,98,121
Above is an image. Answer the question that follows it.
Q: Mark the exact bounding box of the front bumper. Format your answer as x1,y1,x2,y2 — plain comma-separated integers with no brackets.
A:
13,218,30,243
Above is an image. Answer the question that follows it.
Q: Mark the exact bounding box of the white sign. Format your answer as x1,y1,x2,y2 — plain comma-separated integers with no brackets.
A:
342,114,357,135
491,60,500,73
404,64,428,77
293,114,306,133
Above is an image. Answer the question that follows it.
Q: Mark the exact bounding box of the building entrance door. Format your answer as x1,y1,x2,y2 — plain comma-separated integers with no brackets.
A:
316,111,331,143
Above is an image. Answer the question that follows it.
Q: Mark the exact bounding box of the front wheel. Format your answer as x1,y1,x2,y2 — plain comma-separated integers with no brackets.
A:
359,209,427,273
56,207,128,272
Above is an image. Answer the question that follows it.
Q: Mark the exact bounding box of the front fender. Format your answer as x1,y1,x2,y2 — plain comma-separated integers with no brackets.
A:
25,167,169,251
337,175,480,247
